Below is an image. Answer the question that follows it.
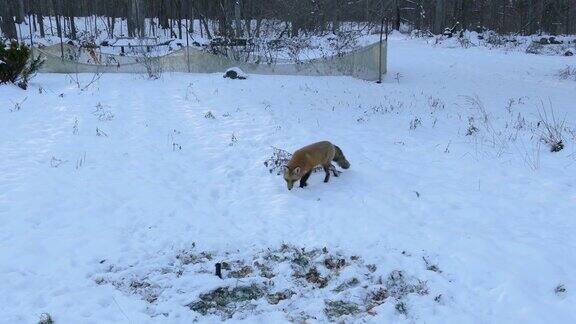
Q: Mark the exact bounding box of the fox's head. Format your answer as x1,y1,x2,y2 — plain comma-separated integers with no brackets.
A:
283,166,301,190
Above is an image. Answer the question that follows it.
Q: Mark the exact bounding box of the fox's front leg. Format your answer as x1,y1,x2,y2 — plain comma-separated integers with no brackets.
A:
300,171,312,188
322,165,330,183
330,165,340,177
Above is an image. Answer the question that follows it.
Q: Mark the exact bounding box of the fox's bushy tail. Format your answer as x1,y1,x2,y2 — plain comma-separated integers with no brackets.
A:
333,145,350,169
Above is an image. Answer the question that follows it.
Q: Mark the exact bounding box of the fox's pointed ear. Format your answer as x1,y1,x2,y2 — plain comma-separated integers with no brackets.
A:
292,167,301,175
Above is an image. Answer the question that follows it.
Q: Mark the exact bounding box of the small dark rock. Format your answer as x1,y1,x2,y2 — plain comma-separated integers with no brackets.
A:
550,141,564,153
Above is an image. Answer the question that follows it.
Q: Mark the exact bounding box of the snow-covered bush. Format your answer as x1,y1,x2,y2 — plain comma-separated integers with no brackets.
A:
327,31,361,56
483,31,509,47
557,66,576,81
536,105,567,153
134,48,163,80
0,39,44,90
430,30,575,56
38,313,54,324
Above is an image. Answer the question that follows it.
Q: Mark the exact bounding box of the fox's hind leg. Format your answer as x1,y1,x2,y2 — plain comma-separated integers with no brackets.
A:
300,171,312,188
323,165,331,183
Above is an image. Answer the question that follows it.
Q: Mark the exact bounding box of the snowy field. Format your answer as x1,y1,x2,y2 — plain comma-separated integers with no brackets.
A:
1,35,576,323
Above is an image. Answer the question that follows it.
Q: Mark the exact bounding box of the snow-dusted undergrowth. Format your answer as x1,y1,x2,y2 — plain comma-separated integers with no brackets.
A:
1,36,575,323
415,30,576,56
94,243,441,322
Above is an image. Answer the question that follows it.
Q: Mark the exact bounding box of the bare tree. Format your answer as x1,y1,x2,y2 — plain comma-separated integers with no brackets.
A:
1,0,575,42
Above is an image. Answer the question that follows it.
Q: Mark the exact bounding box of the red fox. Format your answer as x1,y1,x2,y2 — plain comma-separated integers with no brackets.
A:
283,141,350,190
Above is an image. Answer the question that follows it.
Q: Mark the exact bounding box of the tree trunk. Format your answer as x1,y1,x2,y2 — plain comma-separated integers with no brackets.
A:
567,0,572,34
38,14,46,37
69,17,77,39
235,0,243,37
15,0,25,24
49,0,64,59
177,0,183,39
434,0,445,34
128,0,145,37
461,0,469,31
332,0,340,33
255,18,261,37
218,0,230,37
395,0,401,30
1,16,18,40
501,0,507,33
0,0,18,39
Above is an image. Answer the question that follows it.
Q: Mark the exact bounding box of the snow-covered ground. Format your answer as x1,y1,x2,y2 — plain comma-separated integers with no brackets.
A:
1,35,575,323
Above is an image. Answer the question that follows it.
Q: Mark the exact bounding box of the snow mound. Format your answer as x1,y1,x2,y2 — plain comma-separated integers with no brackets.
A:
93,244,446,322
223,67,248,80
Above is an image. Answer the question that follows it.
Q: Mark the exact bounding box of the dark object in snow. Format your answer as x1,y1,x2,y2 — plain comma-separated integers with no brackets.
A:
215,263,223,279
539,37,550,45
549,37,562,45
324,257,346,270
305,267,329,288
38,313,54,324
223,67,247,80
564,49,574,57
554,284,567,296
211,37,249,47
210,37,227,46
370,287,388,303
550,140,564,153
395,301,408,315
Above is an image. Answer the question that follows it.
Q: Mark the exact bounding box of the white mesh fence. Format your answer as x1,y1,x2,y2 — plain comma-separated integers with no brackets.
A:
33,41,386,81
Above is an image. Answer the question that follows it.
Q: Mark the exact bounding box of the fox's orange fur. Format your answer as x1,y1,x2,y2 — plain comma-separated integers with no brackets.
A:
283,141,350,190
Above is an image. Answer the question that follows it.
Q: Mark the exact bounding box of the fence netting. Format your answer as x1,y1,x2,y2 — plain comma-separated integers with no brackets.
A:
33,42,386,81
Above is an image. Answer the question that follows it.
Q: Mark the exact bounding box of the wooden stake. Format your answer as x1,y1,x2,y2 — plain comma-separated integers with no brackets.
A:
377,17,385,84
185,18,190,73
215,263,223,279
